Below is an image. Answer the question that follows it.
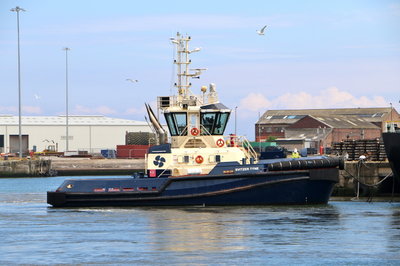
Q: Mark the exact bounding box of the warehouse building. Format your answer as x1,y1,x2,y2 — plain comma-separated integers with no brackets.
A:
0,115,152,155
255,107,400,151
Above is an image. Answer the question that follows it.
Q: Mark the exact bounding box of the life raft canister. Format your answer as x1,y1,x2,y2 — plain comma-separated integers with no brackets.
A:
195,155,204,164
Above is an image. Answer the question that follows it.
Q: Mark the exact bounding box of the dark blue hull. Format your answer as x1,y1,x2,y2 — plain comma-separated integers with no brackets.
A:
382,132,400,181
47,168,338,207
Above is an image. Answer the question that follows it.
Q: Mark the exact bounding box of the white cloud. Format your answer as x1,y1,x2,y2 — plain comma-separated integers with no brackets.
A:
125,101,153,116
73,105,116,115
74,105,92,114
94,106,116,115
0,106,42,114
239,87,389,117
0,106,17,113
125,107,143,115
239,93,272,112
23,106,42,114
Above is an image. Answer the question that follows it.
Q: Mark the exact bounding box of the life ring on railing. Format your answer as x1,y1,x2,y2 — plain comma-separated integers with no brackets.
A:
216,138,225,147
195,155,204,164
191,127,200,136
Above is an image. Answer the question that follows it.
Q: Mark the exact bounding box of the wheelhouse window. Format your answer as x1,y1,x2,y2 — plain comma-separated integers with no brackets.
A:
200,112,230,135
165,113,187,136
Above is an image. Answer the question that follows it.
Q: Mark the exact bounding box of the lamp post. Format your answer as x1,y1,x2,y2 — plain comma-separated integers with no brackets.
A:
258,112,261,152
390,102,393,121
10,6,25,158
63,47,70,152
234,106,238,136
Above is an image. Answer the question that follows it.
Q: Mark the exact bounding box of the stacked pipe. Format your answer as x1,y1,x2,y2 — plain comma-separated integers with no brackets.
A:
331,139,387,161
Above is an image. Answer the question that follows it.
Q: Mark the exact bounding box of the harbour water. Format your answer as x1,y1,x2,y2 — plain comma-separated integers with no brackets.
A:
1,176,400,265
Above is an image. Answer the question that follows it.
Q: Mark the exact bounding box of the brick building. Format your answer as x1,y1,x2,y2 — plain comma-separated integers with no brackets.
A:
255,107,400,151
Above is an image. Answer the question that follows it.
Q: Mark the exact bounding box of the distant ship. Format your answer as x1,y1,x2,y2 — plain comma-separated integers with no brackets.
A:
382,121,400,181
47,33,344,207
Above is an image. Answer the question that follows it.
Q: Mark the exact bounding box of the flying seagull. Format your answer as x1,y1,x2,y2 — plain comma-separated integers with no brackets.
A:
126,79,139,83
34,94,41,100
257,25,267,35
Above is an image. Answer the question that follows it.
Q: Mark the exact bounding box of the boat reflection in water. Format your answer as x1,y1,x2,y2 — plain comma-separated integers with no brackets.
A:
139,205,342,253
144,208,248,252
47,33,344,208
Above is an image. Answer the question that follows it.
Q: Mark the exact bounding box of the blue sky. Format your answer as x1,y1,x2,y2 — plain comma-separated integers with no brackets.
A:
1,0,399,139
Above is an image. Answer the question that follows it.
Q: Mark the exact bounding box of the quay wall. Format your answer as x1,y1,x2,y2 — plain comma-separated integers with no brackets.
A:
50,158,145,176
0,158,145,177
335,161,397,197
0,159,53,177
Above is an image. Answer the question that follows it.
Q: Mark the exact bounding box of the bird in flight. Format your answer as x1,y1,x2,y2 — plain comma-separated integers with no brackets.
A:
257,25,268,35
126,79,139,83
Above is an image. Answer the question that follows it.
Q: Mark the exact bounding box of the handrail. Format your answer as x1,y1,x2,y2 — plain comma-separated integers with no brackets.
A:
241,137,258,160
172,125,189,147
199,125,217,147
226,135,258,162
178,125,188,136
200,124,211,136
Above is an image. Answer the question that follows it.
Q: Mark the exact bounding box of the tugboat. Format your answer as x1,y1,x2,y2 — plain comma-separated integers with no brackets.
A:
382,121,400,181
47,33,344,207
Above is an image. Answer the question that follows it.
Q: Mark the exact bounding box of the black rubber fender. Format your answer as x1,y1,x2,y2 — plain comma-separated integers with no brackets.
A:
267,156,343,171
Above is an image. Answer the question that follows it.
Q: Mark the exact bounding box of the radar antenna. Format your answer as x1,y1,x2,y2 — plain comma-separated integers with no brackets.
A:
170,32,206,101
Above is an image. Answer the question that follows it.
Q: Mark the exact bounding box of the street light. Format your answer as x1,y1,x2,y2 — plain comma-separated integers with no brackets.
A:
234,106,238,136
10,6,25,158
63,47,70,152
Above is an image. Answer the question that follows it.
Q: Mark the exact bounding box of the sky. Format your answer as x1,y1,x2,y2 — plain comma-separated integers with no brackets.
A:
1,0,399,140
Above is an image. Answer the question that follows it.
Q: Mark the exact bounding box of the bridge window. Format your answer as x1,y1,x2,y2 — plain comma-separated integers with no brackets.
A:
200,112,230,135
165,113,187,136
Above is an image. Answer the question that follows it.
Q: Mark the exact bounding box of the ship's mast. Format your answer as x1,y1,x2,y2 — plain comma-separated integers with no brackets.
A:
171,32,206,102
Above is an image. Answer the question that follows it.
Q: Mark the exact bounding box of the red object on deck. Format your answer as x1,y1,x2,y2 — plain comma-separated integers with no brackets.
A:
229,134,237,147
319,146,324,155
116,145,151,158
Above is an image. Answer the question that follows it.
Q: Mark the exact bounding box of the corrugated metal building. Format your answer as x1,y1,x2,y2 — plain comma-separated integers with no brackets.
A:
256,107,400,151
0,115,152,155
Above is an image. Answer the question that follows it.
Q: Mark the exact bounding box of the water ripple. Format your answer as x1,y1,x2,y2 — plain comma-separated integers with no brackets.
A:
1,177,400,265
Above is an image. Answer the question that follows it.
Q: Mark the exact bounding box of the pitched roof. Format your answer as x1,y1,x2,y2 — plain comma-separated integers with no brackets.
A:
283,128,332,141
257,107,392,124
301,115,380,129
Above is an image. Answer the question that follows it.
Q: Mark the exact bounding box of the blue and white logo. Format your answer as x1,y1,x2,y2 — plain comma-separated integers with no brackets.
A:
153,155,166,168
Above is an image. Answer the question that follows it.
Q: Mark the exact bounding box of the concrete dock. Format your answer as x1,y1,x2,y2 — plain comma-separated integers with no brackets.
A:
0,159,53,177
0,157,145,177
335,161,398,197
50,157,145,176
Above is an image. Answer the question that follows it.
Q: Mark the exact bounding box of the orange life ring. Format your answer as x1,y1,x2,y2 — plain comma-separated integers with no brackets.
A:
195,155,204,164
191,127,199,136
216,138,225,147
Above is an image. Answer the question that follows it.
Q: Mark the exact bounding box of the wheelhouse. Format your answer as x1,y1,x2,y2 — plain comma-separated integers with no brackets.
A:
164,103,231,137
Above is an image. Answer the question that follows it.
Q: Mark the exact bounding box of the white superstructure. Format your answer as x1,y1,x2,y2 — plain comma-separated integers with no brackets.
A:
146,33,257,177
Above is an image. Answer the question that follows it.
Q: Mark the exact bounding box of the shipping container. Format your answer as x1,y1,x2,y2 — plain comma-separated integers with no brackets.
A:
116,145,151,158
